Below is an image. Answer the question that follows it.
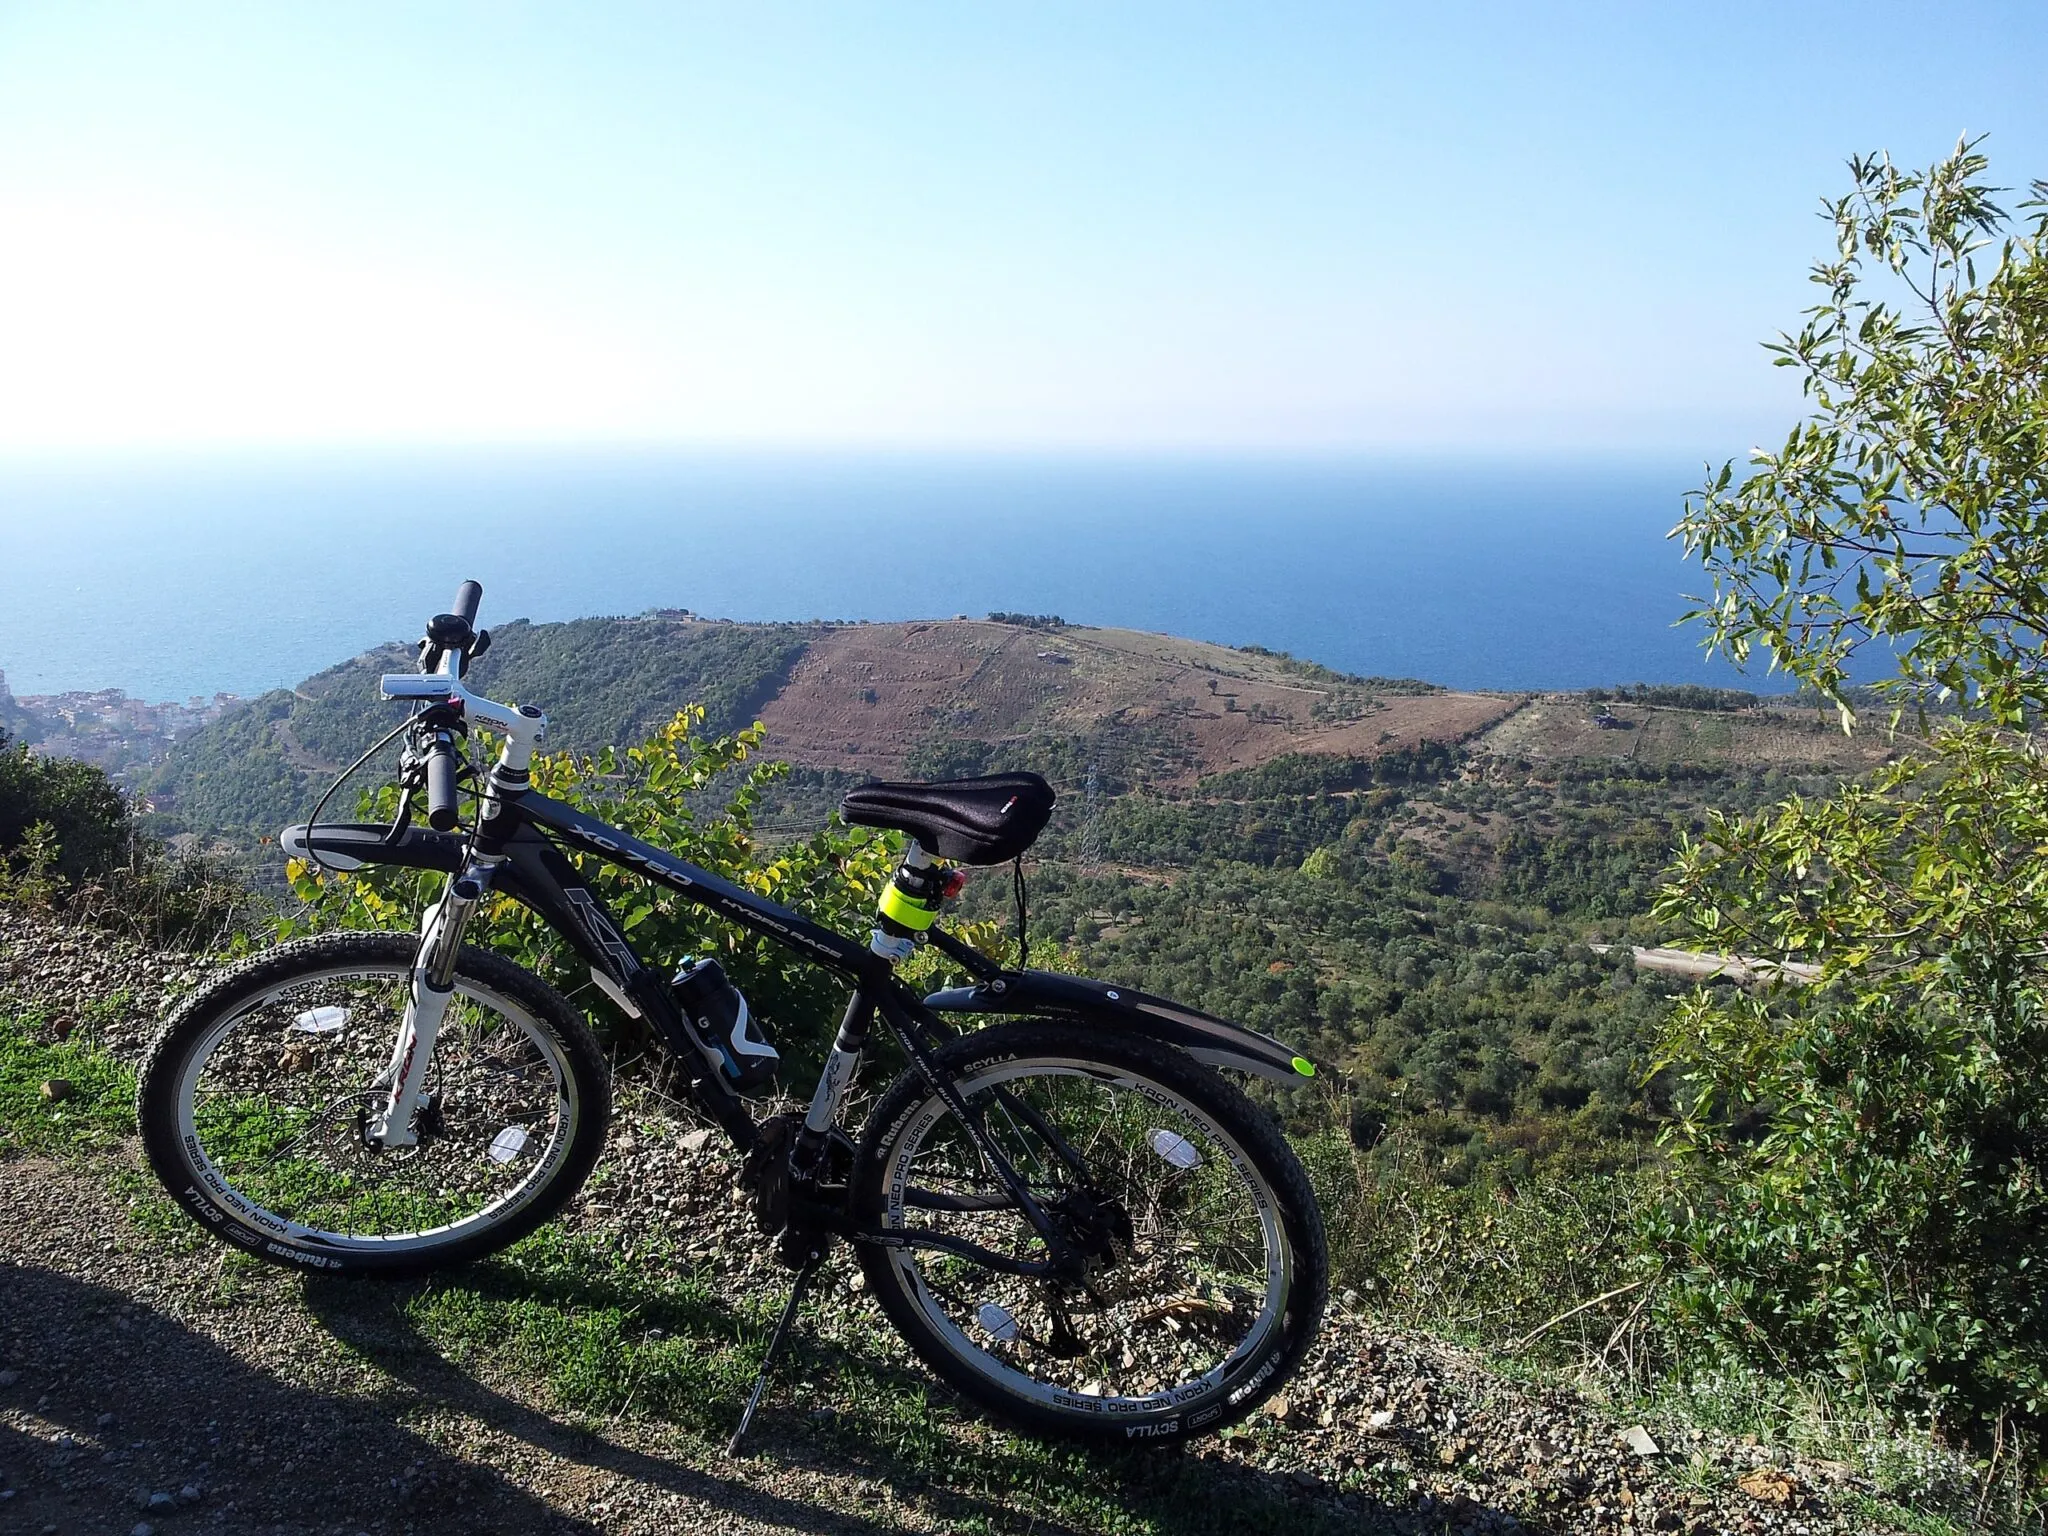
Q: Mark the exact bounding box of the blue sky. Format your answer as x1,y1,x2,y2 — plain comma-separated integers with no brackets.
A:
0,2,2041,455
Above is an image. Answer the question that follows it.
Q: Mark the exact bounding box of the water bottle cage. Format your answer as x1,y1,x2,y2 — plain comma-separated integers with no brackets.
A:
672,957,778,1093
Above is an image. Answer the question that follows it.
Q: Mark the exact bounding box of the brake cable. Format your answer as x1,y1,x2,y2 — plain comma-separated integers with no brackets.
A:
302,715,416,875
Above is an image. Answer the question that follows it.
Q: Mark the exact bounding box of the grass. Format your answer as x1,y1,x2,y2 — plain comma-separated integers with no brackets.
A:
1300,1119,2013,1533
400,1226,766,1434
305,1239,1352,1536
1619,1366,1984,1528
0,998,138,1155
378,1222,1358,1535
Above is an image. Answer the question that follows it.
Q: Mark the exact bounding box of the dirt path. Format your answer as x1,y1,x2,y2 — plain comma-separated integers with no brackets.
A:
0,1142,1911,1536
0,1159,927,1536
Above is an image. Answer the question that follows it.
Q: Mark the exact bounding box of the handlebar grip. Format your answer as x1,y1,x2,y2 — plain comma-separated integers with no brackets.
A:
452,580,483,626
424,740,462,832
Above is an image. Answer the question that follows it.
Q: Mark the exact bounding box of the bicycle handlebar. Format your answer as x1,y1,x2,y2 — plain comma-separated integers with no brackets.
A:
382,581,548,784
424,738,462,832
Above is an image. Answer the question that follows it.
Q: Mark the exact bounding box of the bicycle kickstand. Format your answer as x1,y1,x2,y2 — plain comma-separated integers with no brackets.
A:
727,1248,823,1456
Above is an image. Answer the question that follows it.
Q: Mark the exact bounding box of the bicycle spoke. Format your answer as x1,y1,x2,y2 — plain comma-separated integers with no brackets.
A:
882,1055,1285,1408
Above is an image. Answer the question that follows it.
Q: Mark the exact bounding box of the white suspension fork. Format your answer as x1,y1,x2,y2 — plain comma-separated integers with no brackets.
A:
367,860,495,1148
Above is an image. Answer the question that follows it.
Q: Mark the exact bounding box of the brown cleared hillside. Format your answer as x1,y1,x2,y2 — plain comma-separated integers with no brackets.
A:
1472,693,1909,772
755,619,1517,781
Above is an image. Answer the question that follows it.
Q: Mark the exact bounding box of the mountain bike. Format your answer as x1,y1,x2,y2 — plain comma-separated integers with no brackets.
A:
137,582,1328,1450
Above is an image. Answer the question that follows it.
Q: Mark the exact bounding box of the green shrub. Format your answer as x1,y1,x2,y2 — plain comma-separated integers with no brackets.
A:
1654,728,2048,1448
1665,140,2048,1461
0,731,132,885
287,708,900,1069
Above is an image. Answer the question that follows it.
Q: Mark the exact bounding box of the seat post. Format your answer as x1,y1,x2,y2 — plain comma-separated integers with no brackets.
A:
871,840,949,962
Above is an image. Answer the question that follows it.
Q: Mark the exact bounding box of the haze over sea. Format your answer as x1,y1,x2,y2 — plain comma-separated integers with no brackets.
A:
0,451,1770,704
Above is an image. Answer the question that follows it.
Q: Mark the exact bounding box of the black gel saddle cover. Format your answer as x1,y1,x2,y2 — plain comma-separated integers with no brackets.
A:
840,772,1056,865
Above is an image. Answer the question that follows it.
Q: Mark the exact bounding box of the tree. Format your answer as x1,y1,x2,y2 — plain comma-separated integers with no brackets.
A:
1658,142,2048,1456
1677,138,2048,726
0,730,132,886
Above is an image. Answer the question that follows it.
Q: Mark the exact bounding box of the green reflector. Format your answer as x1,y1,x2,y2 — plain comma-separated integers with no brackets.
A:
1291,1056,1316,1078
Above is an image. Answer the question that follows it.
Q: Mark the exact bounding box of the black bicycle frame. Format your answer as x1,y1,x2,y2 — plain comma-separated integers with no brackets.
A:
298,787,1086,1271
290,773,1311,1280
293,789,934,1145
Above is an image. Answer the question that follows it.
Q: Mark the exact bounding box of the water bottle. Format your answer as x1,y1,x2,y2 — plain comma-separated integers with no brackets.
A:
671,957,779,1093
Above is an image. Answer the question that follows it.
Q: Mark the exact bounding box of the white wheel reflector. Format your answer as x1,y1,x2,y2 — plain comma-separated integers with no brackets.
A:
976,1303,1020,1342
1147,1128,1202,1170
291,1005,348,1035
488,1126,529,1164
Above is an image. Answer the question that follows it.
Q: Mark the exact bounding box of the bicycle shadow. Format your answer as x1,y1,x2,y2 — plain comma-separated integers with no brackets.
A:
0,1261,597,1536
298,1260,1541,1536
301,1266,930,1535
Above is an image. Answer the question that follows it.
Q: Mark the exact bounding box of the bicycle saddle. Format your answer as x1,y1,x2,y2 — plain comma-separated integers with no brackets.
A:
840,772,1056,865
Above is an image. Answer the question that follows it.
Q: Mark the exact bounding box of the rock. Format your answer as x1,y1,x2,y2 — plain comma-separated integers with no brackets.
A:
1266,1394,1289,1421
1736,1467,1800,1505
0,1369,17,1387
1367,1408,1395,1429
680,1128,714,1153
132,1524,155,1536
39,1078,75,1103
96,1411,117,1428
147,1489,176,1511
1624,1425,1661,1458
178,1482,202,1503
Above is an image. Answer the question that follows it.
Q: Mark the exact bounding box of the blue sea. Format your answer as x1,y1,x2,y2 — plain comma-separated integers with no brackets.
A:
0,449,1767,703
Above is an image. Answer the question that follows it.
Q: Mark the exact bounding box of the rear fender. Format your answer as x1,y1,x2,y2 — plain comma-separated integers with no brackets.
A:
923,970,1317,1088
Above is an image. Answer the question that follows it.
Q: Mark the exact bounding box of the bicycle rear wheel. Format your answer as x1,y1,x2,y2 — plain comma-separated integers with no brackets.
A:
138,932,609,1276
853,1022,1326,1446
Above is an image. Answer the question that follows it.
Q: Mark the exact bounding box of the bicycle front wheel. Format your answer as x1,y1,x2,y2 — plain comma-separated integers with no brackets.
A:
853,1023,1326,1446
138,932,610,1276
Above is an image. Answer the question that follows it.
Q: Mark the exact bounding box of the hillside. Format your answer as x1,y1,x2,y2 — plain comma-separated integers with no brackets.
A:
142,615,1509,835
137,606,1914,1172
145,616,820,835
758,619,1508,781
21,621,1992,1529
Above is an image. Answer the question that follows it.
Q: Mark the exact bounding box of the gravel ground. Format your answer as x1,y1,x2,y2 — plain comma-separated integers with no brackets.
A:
0,910,1965,1535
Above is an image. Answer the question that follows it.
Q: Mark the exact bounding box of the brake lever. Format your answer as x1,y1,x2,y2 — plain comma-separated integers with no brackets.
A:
381,786,416,844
